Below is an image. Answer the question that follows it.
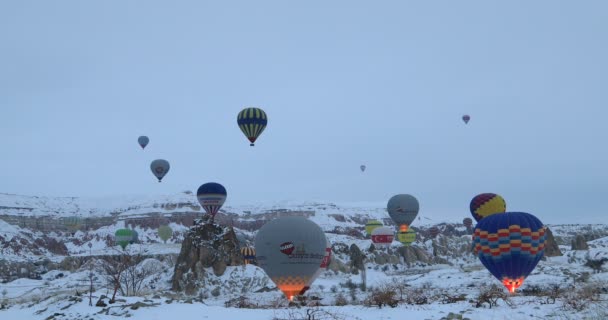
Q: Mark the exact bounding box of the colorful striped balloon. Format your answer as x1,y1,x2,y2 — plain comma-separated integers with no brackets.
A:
470,193,506,223
237,107,268,146
196,182,227,221
473,212,546,293
241,247,256,265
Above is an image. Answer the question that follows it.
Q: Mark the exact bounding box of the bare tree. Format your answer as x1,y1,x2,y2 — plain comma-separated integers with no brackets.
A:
120,255,158,296
99,248,160,301
100,255,128,303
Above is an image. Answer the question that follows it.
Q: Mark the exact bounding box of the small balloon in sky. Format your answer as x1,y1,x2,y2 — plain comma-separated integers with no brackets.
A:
138,136,149,149
150,159,170,182
237,107,268,146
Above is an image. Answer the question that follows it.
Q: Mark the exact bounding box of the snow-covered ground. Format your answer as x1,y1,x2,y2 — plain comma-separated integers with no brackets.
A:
1,192,607,319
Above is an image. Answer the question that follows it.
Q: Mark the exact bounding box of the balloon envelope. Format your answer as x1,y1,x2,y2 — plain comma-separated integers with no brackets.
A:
150,159,170,182
470,193,506,223
255,217,326,300
241,247,257,265
158,225,173,243
397,229,416,246
360,165,366,172
387,194,419,228
462,115,470,124
371,226,394,249
138,136,149,149
473,212,546,293
115,229,134,250
365,220,383,237
237,107,268,146
196,183,227,219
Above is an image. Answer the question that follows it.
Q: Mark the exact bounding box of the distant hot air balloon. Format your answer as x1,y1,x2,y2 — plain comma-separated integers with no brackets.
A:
463,217,473,229
365,220,383,237
429,226,440,238
387,194,419,230
196,182,227,222
115,229,134,250
473,212,546,293
371,226,394,249
470,193,506,223
241,247,257,265
158,225,173,244
397,229,416,246
150,159,170,182
360,165,366,172
237,107,268,146
138,136,149,149
299,238,332,295
462,115,470,124
255,217,327,301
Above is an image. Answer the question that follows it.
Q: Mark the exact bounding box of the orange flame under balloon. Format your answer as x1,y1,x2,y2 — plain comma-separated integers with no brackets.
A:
502,277,525,293
278,284,305,301
399,224,409,232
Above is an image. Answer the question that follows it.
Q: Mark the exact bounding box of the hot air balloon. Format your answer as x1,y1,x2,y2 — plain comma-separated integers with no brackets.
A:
470,193,506,223
463,217,473,229
365,220,383,237
196,182,227,222
462,115,470,124
237,107,268,146
397,229,416,246
360,165,366,172
150,159,170,182
473,212,546,293
255,217,326,301
429,226,440,238
371,226,394,249
138,136,149,149
115,229,134,250
158,225,173,244
299,238,332,295
387,194,419,230
241,247,257,265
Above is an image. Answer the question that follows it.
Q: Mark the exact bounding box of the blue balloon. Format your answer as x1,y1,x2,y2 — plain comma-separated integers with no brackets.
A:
196,182,227,220
472,212,546,293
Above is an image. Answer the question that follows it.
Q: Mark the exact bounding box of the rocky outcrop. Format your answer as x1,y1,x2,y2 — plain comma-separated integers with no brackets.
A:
349,244,365,274
171,221,243,295
543,227,562,257
571,235,589,250
396,246,433,266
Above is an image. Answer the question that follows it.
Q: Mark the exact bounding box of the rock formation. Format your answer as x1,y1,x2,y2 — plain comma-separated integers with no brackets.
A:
172,221,242,295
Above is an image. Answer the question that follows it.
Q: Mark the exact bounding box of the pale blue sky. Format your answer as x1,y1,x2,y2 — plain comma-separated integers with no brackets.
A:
1,1,607,223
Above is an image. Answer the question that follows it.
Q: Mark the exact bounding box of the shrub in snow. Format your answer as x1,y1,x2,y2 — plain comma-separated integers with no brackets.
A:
561,282,603,312
474,284,512,309
363,284,398,308
334,293,348,306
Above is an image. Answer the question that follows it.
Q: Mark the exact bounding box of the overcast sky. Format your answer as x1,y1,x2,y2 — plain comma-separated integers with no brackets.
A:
1,1,607,223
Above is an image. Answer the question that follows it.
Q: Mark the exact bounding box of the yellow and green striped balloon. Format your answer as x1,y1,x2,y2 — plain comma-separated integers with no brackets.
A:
237,107,268,146
397,229,416,246
365,220,383,237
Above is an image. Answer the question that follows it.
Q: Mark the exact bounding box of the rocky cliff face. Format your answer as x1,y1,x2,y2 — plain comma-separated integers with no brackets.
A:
544,227,563,257
171,221,243,295
571,234,589,250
